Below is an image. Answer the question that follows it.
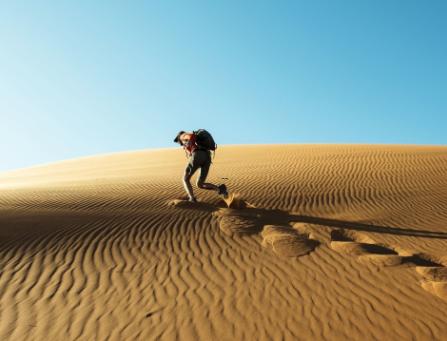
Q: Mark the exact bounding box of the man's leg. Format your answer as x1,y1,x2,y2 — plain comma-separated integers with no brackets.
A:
197,173,228,198
197,179,219,191
183,160,199,201
196,158,219,191
183,171,195,200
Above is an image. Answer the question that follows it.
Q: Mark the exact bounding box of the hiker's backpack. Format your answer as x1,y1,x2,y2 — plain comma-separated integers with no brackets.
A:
194,129,217,151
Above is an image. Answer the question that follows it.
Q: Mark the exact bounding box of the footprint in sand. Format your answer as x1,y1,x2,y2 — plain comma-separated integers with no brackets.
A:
212,195,260,236
222,193,254,209
261,225,320,258
214,208,262,236
413,256,447,301
329,229,403,266
213,203,320,258
329,228,447,301
214,198,320,258
167,199,198,208
169,195,259,235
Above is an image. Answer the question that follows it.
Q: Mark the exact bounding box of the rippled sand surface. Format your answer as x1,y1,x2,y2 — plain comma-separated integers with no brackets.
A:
1,145,447,340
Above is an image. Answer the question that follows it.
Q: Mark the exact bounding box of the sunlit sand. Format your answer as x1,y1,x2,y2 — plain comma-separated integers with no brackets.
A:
1,144,447,340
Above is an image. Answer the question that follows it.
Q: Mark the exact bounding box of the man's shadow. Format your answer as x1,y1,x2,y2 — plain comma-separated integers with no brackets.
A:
265,209,447,239
180,199,447,239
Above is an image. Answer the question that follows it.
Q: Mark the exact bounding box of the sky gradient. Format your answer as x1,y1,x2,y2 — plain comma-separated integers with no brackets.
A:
1,1,446,172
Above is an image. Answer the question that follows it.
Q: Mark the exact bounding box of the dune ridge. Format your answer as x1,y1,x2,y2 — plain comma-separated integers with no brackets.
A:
1,144,447,340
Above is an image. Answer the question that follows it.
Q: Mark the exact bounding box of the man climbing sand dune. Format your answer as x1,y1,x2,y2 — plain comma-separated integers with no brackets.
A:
174,129,228,202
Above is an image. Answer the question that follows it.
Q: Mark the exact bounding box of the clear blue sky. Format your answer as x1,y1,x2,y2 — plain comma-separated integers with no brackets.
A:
1,1,446,172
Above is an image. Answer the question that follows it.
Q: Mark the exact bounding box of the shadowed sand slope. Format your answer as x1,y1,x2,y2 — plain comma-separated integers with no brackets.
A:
1,145,447,340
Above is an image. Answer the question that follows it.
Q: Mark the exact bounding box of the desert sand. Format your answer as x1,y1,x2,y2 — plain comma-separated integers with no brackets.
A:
1,144,447,340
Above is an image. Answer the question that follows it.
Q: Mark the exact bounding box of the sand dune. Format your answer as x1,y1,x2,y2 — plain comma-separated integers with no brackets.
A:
1,144,447,340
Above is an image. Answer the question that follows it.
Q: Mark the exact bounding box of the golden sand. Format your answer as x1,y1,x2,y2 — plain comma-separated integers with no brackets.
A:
1,145,447,340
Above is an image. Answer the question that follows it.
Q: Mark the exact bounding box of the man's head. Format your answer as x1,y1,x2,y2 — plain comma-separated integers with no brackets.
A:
174,131,186,145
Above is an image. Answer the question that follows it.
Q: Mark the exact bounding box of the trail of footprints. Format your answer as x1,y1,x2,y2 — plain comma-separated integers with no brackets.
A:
170,200,447,302
213,208,320,258
214,208,447,302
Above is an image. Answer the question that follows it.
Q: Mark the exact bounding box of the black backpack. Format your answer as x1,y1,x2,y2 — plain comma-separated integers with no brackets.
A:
194,129,217,151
